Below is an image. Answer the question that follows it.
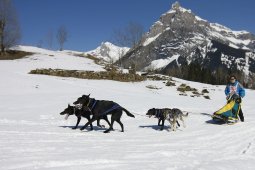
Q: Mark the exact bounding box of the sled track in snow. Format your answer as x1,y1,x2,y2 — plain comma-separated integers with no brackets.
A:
242,138,255,154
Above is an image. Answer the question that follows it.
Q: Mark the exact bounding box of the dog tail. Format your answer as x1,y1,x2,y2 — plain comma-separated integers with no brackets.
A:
122,108,135,118
182,112,189,117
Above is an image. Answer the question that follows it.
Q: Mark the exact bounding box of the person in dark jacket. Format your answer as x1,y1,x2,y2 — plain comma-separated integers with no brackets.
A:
224,75,245,122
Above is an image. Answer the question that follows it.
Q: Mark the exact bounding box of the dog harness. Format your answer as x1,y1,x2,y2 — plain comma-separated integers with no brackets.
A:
155,109,167,119
86,97,121,116
91,100,97,110
86,98,97,112
155,109,162,118
100,104,121,116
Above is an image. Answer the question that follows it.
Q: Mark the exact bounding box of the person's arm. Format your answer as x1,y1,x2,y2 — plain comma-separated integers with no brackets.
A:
238,84,245,98
225,85,230,96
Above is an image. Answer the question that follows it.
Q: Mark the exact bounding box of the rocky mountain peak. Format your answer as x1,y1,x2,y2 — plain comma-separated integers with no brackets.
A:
142,2,209,47
172,1,180,10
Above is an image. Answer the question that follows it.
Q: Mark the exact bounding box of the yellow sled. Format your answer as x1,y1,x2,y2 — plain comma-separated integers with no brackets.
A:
212,94,241,124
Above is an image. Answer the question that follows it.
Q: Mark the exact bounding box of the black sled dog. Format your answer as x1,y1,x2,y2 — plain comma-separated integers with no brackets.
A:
60,104,111,130
73,94,135,133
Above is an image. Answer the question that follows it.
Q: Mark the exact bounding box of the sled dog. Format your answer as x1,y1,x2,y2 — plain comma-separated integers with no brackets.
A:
166,108,188,131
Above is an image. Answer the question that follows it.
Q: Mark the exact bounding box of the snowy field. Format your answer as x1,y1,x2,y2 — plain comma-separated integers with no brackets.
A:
0,46,255,170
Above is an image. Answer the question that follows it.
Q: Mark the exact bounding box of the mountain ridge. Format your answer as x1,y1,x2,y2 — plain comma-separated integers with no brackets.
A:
85,42,129,63
121,1,255,87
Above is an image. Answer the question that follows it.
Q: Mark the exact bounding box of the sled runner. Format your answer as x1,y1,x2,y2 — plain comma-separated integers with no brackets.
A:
212,93,241,125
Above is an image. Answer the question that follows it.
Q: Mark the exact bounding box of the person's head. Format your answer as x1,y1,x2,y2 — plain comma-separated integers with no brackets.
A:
229,75,237,83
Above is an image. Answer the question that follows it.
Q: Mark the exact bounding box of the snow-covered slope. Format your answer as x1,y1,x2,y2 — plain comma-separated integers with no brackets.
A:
0,46,255,170
85,42,130,62
11,46,105,72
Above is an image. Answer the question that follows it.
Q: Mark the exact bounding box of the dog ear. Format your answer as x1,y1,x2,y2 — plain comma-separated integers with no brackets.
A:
88,94,90,97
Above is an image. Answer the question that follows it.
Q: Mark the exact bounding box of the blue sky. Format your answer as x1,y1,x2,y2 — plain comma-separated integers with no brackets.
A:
13,0,255,51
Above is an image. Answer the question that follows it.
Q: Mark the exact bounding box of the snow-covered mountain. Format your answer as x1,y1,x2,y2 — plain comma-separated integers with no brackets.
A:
85,42,130,62
122,2,255,83
1,46,255,169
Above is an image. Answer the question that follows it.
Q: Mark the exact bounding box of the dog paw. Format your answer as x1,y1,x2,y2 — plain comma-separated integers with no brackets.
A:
104,130,110,133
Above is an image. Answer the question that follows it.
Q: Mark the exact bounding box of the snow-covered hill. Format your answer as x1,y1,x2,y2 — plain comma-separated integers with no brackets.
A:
85,42,130,62
11,45,105,72
0,46,255,170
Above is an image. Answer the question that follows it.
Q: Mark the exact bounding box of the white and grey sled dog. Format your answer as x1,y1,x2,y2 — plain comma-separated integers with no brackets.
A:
166,108,189,131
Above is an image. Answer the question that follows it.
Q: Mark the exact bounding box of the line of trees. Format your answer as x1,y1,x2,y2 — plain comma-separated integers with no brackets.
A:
181,63,227,85
163,62,250,87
